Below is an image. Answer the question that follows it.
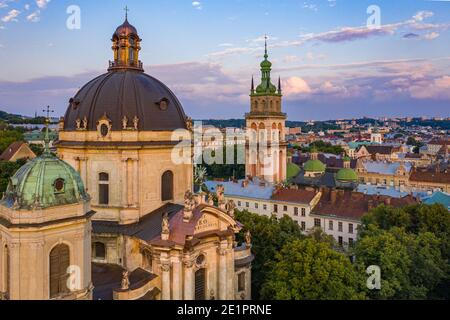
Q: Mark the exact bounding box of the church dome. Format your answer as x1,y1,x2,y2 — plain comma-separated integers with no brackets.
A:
336,168,358,182
287,163,301,179
63,71,188,131
113,18,138,38
63,17,188,132
2,153,89,210
304,159,326,173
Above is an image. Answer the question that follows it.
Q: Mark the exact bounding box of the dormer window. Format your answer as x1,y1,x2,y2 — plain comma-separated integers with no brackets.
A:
100,124,109,137
54,178,65,193
158,98,169,111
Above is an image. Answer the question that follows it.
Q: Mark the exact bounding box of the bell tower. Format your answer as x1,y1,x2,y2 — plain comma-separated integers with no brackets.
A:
245,38,287,184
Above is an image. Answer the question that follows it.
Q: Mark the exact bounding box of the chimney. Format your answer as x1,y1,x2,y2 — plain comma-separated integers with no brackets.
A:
384,197,391,206
330,190,337,204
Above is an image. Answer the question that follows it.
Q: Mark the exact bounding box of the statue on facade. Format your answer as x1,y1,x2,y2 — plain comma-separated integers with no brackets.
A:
245,230,252,247
161,212,170,240
183,190,196,222
216,185,225,209
76,118,81,130
225,200,236,218
82,117,88,130
121,271,130,290
133,116,139,130
122,116,128,130
185,116,193,132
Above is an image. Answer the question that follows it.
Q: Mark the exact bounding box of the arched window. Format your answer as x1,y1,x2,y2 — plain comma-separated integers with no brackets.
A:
99,173,109,205
195,268,206,300
92,242,106,260
49,244,70,298
161,171,174,202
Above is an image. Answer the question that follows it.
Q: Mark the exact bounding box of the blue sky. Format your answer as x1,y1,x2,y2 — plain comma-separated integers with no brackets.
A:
0,0,449,120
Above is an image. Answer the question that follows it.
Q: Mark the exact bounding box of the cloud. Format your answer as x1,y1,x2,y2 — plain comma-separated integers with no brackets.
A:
192,1,202,10
283,77,312,96
0,0,15,9
36,0,50,9
26,10,40,22
2,9,20,23
413,11,433,22
424,32,439,40
403,33,419,39
24,4,30,10
303,3,318,12
218,43,234,47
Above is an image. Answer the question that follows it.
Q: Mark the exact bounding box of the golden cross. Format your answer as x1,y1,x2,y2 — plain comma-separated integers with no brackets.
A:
124,6,130,19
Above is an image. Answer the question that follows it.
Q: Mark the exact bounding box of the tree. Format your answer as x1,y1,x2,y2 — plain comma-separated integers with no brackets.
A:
0,159,26,195
356,204,450,299
261,238,366,300
234,210,304,299
0,130,24,154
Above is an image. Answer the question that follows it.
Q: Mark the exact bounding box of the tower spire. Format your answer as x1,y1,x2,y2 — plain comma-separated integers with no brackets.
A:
264,34,268,59
42,106,54,155
251,75,255,94
278,76,282,94
124,6,129,21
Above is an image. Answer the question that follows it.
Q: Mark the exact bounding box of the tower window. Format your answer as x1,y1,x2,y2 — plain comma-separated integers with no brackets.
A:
99,173,110,205
161,171,174,202
195,268,206,300
238,272,246,292
49,244,70,298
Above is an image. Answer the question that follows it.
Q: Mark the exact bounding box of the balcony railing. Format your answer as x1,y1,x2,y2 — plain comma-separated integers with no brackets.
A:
108,60,143,71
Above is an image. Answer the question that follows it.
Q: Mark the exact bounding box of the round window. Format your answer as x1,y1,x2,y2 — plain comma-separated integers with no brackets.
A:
54,179,65,193
100,124,109,137
196,254,205,267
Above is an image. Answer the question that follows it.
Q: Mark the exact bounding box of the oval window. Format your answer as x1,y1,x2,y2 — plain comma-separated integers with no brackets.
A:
100,124,109,137
196,254,205,267
54,178,65,193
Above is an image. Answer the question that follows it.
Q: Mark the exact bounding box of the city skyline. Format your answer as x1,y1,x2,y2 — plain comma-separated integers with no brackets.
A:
0,0,450,120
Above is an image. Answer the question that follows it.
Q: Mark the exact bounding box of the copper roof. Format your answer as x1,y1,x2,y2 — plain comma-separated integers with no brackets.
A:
113,18,139,38
312,189,417,220
63,70,187,132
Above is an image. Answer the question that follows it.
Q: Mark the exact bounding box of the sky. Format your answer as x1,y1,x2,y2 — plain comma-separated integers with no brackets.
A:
0,0,449,121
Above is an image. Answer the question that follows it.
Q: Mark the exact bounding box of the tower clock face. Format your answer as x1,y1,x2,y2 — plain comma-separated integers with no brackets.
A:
100,124,109,137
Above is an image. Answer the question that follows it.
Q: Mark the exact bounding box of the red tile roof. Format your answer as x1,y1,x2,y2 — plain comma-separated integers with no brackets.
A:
312,189,417,220
271,188,318,204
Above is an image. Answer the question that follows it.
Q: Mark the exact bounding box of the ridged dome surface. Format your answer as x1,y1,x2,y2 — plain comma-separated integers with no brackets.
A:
64,70,187,132
336,168,358,182
2,154,88,210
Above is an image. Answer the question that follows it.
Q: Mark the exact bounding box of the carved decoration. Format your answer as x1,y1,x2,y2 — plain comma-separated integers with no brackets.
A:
216,185,226,209
121,271,130,290
133,116,139,130
76,118,81,130
185,116,193,132
122,116,128,130
225,200,236,218
183,190,196,222
207,193,215,206
96,113,113,139
245,230,252,247
82,117,88,130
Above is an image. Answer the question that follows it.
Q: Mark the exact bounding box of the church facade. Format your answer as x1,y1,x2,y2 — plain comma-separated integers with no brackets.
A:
0,17,253,301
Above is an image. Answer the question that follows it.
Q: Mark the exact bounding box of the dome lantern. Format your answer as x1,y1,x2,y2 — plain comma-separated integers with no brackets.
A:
109,7,143,72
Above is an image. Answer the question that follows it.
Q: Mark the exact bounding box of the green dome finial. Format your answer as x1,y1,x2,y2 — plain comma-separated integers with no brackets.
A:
253,35,279,96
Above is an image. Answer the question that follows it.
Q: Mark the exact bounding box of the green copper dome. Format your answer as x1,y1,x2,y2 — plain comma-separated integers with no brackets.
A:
287,163,301,179
2,153,89,210
336,168,358,182
304,159,326,173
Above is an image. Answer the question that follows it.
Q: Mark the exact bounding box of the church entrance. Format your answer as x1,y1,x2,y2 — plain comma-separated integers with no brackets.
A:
195,268,206,300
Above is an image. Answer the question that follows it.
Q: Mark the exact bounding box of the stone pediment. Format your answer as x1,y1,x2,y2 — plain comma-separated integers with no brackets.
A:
193,207,237,236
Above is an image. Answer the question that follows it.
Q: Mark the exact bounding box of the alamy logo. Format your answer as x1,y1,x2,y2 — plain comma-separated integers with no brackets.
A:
367,5,381,30
366,265,381,290
66,5,81,30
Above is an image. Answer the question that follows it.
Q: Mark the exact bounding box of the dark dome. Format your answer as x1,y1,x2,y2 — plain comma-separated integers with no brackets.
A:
64,70,188,131
114,19,138,38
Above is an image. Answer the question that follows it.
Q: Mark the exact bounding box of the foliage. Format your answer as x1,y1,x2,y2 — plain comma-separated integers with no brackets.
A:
0,159,26,195
199,145,245,180
356,204,450,299
302,140,344,155
234,210,304,299
0,130,24,154
29,144,44,157
261,238,366,300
